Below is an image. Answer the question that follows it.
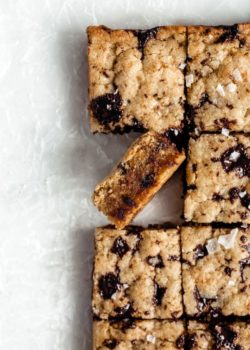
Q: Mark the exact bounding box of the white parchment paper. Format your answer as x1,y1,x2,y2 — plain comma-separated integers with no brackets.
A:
1,1,250,349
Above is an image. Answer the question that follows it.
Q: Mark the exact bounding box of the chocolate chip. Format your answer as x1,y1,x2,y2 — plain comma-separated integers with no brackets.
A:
185,334,197,349
103,339,118,349
168,255,180,261
111,237,130,258
146,254,164,268
119,318,135,331
115,208,126,220
114,303,134,318
192,164,197,172
194,286,217,316
215,24,239,43
122,196,136,207
165,128,185,151
198,92,211,107
193,244,208,261
212,325,241,350
90,90,122,125
220,144,250,178
240,193,250,210
239,257,250,282
98,273,120,299
229,187,241,202
239,38,246,48
153,283,166,306
132,27,159,56
224,266,232,276
176,334,186,348
141,173,155,188
240,235,247,243
212,193,223,201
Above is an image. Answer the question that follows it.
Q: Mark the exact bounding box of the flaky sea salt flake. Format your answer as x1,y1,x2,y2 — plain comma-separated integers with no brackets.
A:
206,238,219,254
218,228,238,249
232,69,242,82
229,150,240,161
227,83,237,93
146,334,156,344
179,62,186,70
216,83,225,96
221,128,230,137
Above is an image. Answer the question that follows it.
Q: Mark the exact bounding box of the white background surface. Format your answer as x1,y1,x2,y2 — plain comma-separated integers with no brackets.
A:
1,1,250,349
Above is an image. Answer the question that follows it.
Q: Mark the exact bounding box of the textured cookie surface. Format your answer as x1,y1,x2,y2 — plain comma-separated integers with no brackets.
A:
187,321,250,350
93,131,185,229
187,24,250,132
92,226,183,319
88,25,186,134
181,226,250,317
184,134,250,223
93,319,185,349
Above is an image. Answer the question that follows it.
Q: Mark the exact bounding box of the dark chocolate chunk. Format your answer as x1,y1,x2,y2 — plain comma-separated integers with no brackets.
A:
90,90,122,125
187,184,197,190
215,24,239,43
141,173,155,188
119,318,135,331
98,273,120,299
224,266,233,276
220,144,250,178
114,303,134,318
115,208,126,220
194,286,217,316
198,92,211,107
193,244,208,261
146,254,164,268
240,193,250,210
229,187,241,202
103,339,118,349
239,257,250,282
176,334,186,348
122,196,136,207
111,237,130,258
153,282,166,306
132,27,159,56
212,325,241,350
212,193,223,201
168,255,180,261
185,334,197,349
165,128,185,152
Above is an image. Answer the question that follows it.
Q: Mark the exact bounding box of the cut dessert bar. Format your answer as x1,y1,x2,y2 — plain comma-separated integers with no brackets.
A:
181,225,250,317
187,24,250,132
87,25,186,134
93,131,185,229
93,319,185,350
92,226,183,319
187,321,250,350
184,134,250,223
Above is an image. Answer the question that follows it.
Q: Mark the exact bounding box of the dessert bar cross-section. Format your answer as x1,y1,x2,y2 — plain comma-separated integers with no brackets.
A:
181,225,250,318
93,319,185,349
87,25,186,134
92,226,183,319
187,24,250,132
184,133,250,223
187,321,250,350
93,131,185,229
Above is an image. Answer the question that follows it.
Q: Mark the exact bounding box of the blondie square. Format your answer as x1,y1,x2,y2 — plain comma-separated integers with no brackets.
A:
87,25,186,134
187,24,250,132
181,226,250,318
92,226,183,319
93,131,185,229
93,320,185,349
184,134,250,223
187,321,250,350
